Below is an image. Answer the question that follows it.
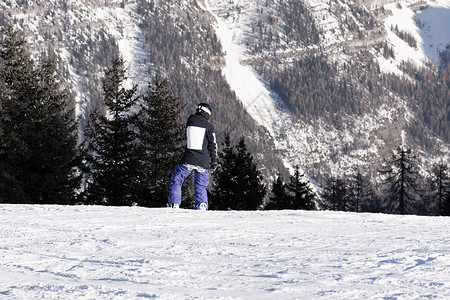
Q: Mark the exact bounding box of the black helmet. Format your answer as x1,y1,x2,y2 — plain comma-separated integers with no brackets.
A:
196,103,212,117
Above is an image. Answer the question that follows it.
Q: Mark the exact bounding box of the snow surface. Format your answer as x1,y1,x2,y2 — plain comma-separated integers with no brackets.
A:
414,0,450,64
1,204,450,299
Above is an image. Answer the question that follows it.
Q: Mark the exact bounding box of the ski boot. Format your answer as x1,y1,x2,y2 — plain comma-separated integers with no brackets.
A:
198,203,207,211
167,203,180,209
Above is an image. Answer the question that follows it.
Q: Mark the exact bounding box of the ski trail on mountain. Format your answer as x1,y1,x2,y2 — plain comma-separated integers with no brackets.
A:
203,0,306,173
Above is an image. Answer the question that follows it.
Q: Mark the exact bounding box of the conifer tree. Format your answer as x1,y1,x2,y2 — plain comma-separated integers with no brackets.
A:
427,163,449,215
287,166,316,210
234,137,266,210
211,135,266,210
379,146,421,215
322,175,349,211
349,171,371,212
0,23,80,204
442,190,450,216
84,57,141,206
210,133,236,210
265,173,290,210
137,75,184,207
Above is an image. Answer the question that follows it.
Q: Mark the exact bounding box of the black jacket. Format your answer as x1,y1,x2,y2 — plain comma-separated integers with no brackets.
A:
180,114,217,169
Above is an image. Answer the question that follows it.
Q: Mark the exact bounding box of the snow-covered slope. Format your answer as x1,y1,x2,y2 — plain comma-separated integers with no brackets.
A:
202,0,301,173
378,0,450,74
203,0,449,178
1,204,449,299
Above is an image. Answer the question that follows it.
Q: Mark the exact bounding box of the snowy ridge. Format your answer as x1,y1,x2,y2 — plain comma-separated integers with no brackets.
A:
1,204,449,299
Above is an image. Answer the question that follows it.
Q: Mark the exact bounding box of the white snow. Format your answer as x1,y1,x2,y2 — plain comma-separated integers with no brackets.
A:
380,0,450,73
1,204,449,299
304,0,347,48
94,3,150,90
414,0,450,64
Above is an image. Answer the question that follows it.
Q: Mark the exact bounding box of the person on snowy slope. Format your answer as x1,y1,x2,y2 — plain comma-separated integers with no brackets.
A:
168,103,217,210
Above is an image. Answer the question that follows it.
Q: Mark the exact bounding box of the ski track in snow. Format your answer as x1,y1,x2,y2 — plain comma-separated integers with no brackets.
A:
1,204,450,299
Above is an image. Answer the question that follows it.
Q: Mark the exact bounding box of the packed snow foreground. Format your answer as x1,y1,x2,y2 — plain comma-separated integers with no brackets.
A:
1,205,449,299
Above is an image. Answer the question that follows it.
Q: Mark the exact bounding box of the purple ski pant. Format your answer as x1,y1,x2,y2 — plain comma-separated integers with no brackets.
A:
168,164,209,210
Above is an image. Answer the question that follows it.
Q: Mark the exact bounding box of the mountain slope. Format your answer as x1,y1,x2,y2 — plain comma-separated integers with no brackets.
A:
0,0,289,180
204,0,449,181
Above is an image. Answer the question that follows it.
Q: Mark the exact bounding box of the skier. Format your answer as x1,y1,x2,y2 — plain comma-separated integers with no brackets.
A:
168,103,217,210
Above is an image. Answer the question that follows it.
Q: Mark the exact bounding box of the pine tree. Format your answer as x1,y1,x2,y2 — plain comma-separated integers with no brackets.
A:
442,190,450,216
286,166,316,210
322,175,349,211
84,57,141,206
234,137,266,210
0,23,36,203
427,163,449,216
0,23,80,204
265,173,290,210
349,171,371,213
379,146,421,215
211,135,266,210
137,75,185,207
210,133,237,210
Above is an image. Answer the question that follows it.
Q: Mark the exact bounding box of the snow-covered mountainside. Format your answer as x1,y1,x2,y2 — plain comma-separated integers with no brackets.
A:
379,0,450,74
1,204,449,299
204,0,449,178
0,0,448,183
